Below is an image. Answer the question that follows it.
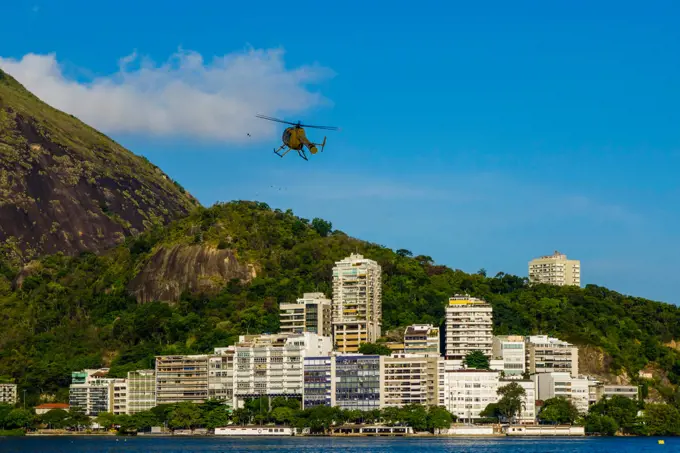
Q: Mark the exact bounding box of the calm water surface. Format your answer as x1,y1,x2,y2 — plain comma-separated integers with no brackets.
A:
0,436,677,453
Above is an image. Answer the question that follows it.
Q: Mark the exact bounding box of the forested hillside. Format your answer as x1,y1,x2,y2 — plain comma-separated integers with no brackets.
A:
1,201,680,405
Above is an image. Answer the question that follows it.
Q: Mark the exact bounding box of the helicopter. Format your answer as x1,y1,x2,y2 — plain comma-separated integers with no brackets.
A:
255,114,339,161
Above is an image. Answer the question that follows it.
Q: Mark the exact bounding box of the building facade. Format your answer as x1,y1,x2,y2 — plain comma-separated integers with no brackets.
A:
445,295,493,360
533,372,591,414
492,335,526,377
332,254,382,353
208,354,235,405
500,379,536,423
443,368,501,421
382,354,444,407
526,335,579,377
0,383,17,405
528,251,581,287
334,355,383,411
404,324,440,356
155,355,209,404
69,369,114,416
303,356,335,409
112,379,128,415
127,370,156,414
279,292,332,337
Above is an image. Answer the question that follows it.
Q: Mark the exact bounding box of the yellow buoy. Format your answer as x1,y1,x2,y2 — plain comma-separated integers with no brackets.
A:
658,439,665,445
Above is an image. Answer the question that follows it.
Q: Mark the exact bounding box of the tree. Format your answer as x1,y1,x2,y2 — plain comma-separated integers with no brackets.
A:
358,343,392,356
39,409,70,429
130,411,159,431
311,218,332,237
271,407,295,425
643,404,680,436
463,350,490,370
538,397,580,425
94,412,116,430
427,406,454,433
480,403,501,421
588,395,640,434
396,249,413,257
477,268,487,277
586,414,618,436
3,408,34,429
231,408,252,426
169,402,202,429
203,407,229,429
496,382,526,423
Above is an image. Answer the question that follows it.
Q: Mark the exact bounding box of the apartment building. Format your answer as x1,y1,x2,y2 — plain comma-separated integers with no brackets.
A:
501,379,536,424
208,353,235,405
443,368,501,421
335,354,383,411
127,370,156,414
403,324,440,356
492,335,526,377
533,372,592,414
592,384,639,401
112,379,128,415
69,369,114,416
445,295,493,360
528,251,581,287
155,355,209,404
279,292,332,336
227,332,332,407
332,254,382,353
383,354,444,407
526,335,579,377
303,356,335,409
0,384,17,405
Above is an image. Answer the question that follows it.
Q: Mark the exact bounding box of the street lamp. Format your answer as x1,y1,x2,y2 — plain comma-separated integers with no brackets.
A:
23,389,27,410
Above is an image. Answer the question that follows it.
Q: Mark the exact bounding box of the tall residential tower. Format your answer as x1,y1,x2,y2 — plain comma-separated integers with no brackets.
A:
332,254,382,352
445,295,493,361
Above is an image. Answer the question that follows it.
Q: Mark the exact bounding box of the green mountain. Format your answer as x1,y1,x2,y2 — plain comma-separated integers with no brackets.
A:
0,68,198,263
1,201,680,405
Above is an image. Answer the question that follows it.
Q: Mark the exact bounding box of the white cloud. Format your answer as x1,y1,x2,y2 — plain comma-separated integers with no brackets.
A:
0,48,334,143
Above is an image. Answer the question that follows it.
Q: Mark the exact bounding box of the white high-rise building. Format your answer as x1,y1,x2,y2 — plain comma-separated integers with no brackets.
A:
69,369,115,416
332,254,382,352
155,355,210,404
529,251,581,287
279,292,332,336
445,295,493,360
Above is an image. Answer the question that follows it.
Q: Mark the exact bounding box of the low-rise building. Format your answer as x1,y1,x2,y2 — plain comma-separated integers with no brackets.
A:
127,370,156,414
492,335,526,378
35,403,70,415
403,324,440,356
533,372,592,414
593,384,639,401
0,383,17,405
526,335,579,377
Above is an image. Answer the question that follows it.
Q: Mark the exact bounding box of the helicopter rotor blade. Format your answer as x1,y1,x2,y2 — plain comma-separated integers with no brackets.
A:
255,114,299,126
299,124,340,131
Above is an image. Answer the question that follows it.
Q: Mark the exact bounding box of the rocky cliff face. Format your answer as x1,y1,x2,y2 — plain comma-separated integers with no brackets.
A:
128,244,256,303
0,68,198,263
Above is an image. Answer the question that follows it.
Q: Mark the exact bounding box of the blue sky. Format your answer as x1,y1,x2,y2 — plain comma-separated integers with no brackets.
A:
2,0,679,303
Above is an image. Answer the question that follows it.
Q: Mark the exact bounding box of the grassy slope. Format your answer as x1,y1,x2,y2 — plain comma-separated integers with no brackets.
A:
0,201,679,404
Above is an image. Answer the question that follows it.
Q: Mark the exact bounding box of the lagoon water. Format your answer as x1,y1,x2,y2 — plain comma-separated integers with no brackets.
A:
0,437,677,453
